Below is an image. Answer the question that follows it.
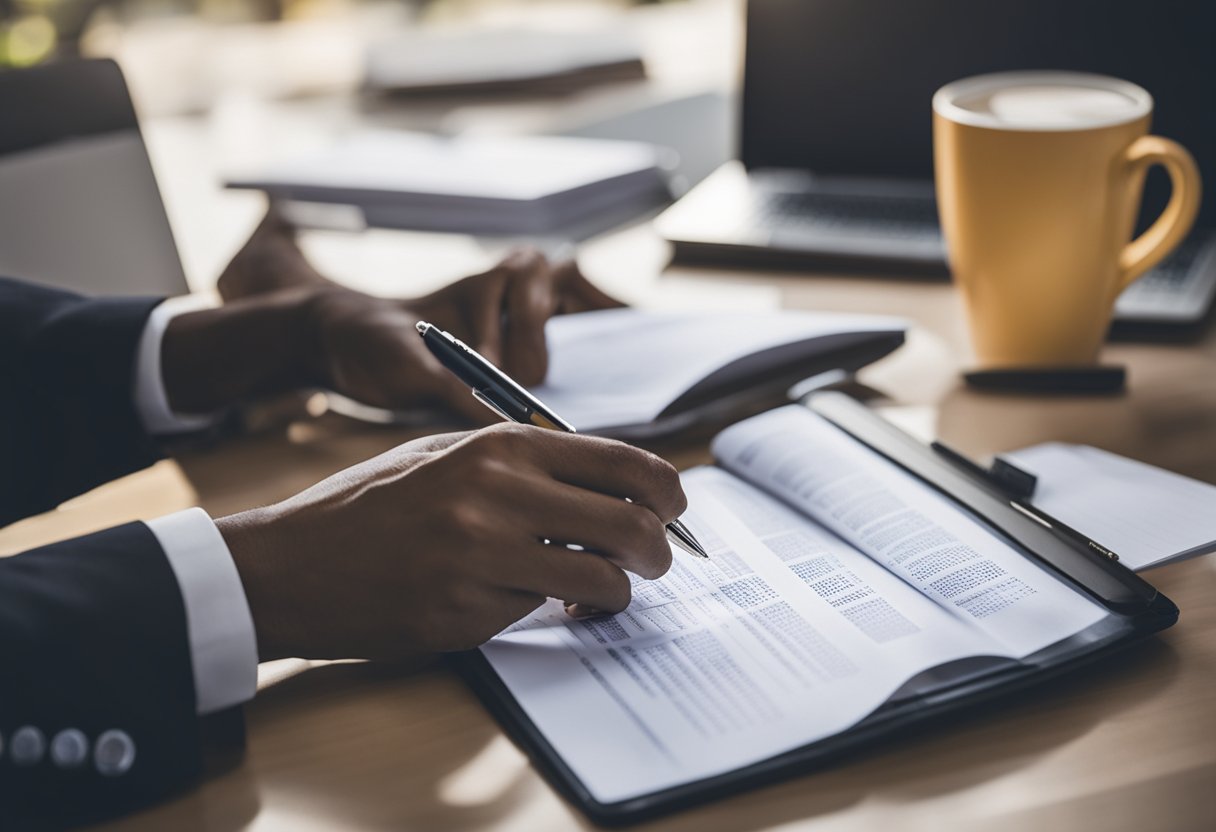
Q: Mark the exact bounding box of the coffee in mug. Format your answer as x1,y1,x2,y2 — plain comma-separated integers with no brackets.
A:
933,72,1201,369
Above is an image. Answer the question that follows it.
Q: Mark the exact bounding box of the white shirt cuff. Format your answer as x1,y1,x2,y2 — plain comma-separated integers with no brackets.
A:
134,296,221,435
146,508,259,716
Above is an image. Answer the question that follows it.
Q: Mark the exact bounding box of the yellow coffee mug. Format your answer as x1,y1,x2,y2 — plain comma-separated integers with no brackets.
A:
933,71,1201,368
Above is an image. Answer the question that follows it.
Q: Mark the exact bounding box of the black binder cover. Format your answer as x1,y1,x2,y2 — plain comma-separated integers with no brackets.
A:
450,393,1179,826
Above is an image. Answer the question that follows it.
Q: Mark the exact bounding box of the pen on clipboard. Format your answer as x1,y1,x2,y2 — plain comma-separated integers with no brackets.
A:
931,440,1121,562
416,321,710,560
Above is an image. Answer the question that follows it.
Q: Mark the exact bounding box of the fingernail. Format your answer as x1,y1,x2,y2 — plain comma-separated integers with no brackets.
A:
565,603,607,620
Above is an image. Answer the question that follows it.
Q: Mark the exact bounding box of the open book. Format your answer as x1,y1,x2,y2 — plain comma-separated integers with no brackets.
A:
477,404,1120,806
327,308,905,436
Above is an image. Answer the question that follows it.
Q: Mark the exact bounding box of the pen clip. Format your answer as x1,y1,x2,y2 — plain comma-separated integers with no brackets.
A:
471,389,513,423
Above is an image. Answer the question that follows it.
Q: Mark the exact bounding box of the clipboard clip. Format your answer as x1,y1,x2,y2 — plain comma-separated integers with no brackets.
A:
930,440,1120,563
930,441,1038,501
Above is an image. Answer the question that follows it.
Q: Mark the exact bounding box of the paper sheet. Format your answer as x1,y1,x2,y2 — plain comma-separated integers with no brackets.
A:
712,407,1108,657
532,308,905,432
1007,442,1216,571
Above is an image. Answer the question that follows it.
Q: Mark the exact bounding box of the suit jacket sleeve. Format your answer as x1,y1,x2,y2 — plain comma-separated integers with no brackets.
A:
0,276,164,527
0,523,230,828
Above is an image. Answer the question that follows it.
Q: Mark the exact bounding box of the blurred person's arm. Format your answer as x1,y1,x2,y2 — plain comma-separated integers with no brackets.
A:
210,207,624,414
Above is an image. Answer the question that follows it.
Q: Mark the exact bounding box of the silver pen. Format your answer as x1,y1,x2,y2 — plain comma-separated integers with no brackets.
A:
417,321,709,560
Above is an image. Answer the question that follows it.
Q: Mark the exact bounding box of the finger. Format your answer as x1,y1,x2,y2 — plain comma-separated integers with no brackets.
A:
508,429,689,523
503,255,557,385
553,260,627,313
504,473,673,579
565,603,611,620
504,541,634,615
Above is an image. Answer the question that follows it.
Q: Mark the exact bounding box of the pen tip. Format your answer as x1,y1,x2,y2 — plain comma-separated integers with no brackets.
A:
415,321,431,335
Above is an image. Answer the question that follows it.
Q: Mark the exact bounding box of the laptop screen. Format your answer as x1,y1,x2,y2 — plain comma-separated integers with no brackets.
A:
742,0,1216,227
0,59,189,297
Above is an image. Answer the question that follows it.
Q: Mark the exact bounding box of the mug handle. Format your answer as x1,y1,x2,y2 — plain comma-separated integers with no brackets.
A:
1117,135,1202,291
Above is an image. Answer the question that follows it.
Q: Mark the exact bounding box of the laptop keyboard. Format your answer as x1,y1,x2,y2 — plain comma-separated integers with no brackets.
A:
757,191,941,239
749,187,1213,322
1115,236,1216,320
1121,238,1203,294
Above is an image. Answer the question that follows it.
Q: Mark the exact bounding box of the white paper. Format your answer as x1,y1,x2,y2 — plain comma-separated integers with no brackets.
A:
533,308,906,432
712,406,1108,657
1008,442,1216,571
482,468,997,803
478,406,1109,803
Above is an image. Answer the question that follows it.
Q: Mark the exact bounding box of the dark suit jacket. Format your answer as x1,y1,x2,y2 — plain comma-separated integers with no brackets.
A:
0,277,242,829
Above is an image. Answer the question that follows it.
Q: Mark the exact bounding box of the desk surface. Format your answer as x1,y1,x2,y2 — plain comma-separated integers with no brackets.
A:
3,225,1214,831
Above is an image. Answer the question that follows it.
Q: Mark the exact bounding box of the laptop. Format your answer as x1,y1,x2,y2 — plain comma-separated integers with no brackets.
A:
0,59,190,298
656,0,1216,337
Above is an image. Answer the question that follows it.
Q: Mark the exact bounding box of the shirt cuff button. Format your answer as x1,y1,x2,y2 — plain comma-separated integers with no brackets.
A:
94,730,137,776
10,726,46,766
51,729,90,769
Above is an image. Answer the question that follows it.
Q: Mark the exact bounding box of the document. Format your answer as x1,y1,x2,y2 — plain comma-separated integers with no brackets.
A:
480,406,1108,803
1007,442,1216,571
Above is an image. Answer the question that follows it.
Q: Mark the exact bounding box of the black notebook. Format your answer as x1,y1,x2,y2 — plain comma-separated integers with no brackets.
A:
453,393,1177,826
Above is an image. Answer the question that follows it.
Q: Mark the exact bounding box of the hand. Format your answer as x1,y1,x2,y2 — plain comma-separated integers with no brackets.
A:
405,247,625,387
211,208,624,419
215,425,686,662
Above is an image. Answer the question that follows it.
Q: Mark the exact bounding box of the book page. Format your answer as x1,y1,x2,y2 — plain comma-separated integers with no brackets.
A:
712,406,1109,657
480,466,1001,804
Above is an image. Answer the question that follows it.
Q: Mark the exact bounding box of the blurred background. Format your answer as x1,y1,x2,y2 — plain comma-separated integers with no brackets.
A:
0,0,739,300
3,0,1211,352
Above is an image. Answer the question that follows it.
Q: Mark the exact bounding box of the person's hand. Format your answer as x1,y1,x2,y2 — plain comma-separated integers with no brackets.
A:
209,208,623,420
404,247,625,387
214,425,686,661
301,248,622,422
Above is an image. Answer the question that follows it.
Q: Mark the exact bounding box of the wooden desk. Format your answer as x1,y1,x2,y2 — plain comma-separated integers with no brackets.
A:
3,227,1214,831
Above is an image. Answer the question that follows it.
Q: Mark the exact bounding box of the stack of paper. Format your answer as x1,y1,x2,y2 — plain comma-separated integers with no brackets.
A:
225,131,669,235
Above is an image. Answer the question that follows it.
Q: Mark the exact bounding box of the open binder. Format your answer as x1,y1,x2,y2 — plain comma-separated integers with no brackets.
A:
451,393,1178,826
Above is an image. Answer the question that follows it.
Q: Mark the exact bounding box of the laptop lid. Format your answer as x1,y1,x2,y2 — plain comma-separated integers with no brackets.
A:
0,58,190,297
741,0,1216,228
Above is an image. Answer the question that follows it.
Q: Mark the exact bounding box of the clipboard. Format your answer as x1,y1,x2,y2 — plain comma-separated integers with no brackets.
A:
450,392,1179,826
